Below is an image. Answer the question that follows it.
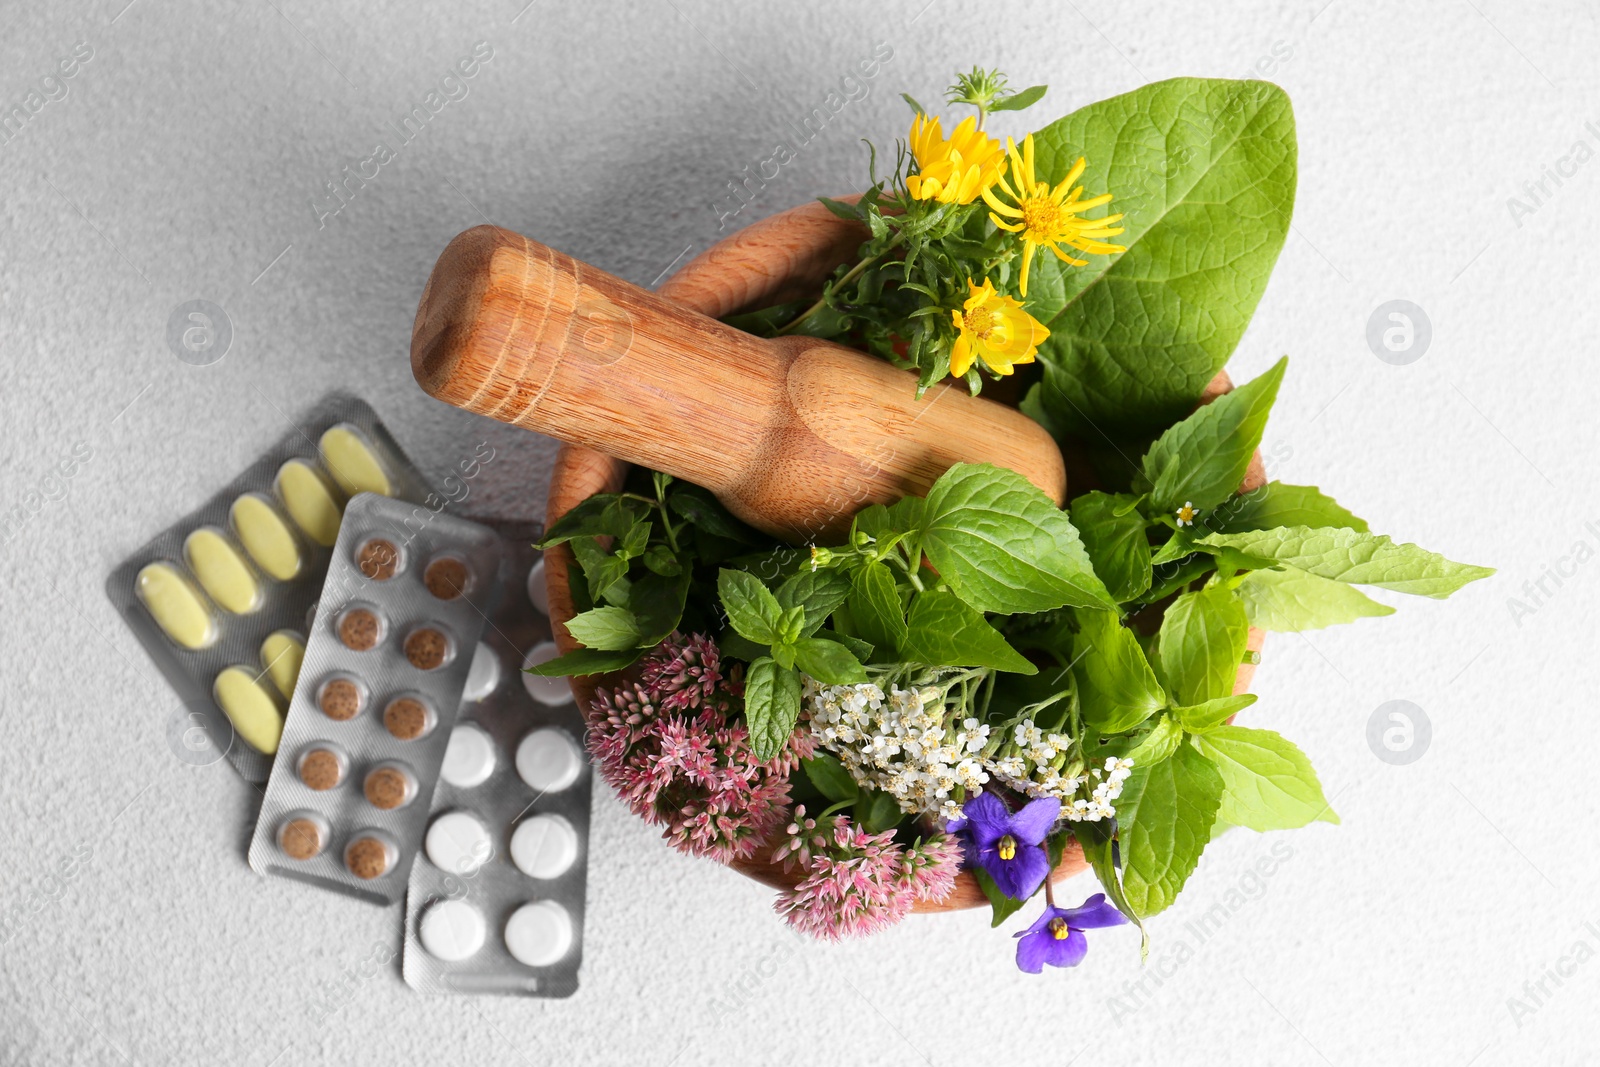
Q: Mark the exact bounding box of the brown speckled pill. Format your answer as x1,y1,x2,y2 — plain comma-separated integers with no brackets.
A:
383,697,431,741
364,766,413,811
298,748,344,791
357,538,399,581
404,628,449,671
338,608,380,651
345,836,392,880
319,678,362,721
280,818,323,861
423,557,469,600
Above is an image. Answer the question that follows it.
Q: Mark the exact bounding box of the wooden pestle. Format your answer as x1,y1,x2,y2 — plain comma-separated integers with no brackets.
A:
411,224,1066,542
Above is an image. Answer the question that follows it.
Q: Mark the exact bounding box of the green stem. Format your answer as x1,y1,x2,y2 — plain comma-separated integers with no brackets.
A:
775,231,909,337
820,798,854,820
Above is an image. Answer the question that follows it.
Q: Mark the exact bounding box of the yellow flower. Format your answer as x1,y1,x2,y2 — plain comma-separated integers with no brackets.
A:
949,279,1050,378
906,114,1007,205
982,133,1126,296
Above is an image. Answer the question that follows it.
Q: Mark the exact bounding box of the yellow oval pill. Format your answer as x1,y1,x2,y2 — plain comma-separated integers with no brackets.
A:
135,562,216,650
183,527,260,614
276,459,344,547
319,425,391,498
230,493,302,581
213,666,284,754
260,630,305,700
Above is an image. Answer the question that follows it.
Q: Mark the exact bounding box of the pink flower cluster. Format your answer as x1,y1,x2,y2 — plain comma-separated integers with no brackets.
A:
771,805,963,940
586,633,812,863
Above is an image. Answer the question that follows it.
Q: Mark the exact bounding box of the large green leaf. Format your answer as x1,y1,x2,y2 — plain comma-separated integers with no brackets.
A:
918,463,1114,614
1217,483,1368,533
1117,742,1223,917
1023,78,1297,438
1194,726,1339,831
1235,567,1395,631
1142,357,1286,513
1196,526,1494,599
901,590,1037,674
848,561,908,658
1153,584,1249,706
745,657,802,761
1068,491,1151,602
1072,609,1166,733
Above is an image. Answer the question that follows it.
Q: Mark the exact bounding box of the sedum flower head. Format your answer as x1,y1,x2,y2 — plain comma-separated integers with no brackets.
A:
906,114,1007,205
950,278,1050,378
982,133,1126,296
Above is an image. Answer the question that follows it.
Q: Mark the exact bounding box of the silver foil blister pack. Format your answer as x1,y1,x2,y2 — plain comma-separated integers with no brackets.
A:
402,527,590,997
105,395,430,782
247,493,504,905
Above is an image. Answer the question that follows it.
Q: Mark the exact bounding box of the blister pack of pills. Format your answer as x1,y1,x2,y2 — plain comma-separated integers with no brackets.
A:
402,526,591,997
246,493,504,905
105,395,430,782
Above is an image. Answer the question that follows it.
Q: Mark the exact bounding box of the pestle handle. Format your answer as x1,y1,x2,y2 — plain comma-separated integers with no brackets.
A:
411,225,1066,541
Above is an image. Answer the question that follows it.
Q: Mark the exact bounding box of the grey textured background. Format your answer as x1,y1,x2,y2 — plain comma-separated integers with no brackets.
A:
0,0,1593,1063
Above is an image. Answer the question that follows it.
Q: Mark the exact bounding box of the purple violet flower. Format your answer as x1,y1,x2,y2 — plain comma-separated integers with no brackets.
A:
1013,893,1128,973
960,791,1060,900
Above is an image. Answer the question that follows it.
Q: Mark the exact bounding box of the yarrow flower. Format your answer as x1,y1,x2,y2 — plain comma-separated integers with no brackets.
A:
771,805,961,939
960,791,1060,900
1176,501,1197,527
982,133,1125,296
587,633,811,863
1013,893,1128,973
906,114,1007,205
950,278,1050,378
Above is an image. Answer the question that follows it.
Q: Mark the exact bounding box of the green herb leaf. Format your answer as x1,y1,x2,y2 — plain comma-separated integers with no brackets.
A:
1117,742,1223,918
1217,482,1368,533
776,569,852,636
1073,609,1166,733
791,636,868,685
1173,694,1257,733
1068,491,1152,602
1235,567,1395,631
640,544,682,576
989,84,1047,112
745,657,802,762
1196,526,1495,599
668,483,759,543
524,647,644,677
1124,713,1183,766
1024,79,1297,438
801,753,858,804
537,494,643,547
1142,357,1287,513
571,536,630,606
717,568,784,643
1075,825,1149,955
1193,726,1339,831
848,561,908,658
1153,585,1249,706
630,570,691,646
563,606,643,651
974,867,1031,927
919,463,1115,614
901,590,1037,674
900,91,928,117
857,789,903,834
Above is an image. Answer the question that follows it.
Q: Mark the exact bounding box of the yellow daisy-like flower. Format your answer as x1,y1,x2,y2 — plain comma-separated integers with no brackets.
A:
906,114,1007,205
950,279,1050,378
982,133,1126,296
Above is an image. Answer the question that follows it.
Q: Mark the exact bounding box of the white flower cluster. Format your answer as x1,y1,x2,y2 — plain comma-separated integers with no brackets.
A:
803,679,989,824
990,716,1134,821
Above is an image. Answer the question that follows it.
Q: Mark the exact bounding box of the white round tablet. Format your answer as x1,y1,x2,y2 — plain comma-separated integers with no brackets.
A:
510,814,579,879
504,900,573,967
440,723,496,789
527,557,548,616
462,641,501,702
419,898,486,962
425,811,493,875
515,728,583,794
521,642,573,706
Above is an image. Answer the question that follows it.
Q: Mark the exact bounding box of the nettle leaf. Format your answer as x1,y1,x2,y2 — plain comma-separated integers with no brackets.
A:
1124,713,1183,767
1197,526,1494,599
1068,491,1152,602
1173,694,1257,734
1194,726,1339,831
1117,742,1223,918
1154,584,1249,706
1142,357,1287,513
718,568,783,643
525,646,644,677
919,463,1115,614
901,590,1036,674
1023,78,1297,438
745,657,802,761
1236,568,1395,631
564,606,643,651
849,561,908,658
776,569,852,636
1072,609,1165,734
1216,482,1368,534
792,636,867,685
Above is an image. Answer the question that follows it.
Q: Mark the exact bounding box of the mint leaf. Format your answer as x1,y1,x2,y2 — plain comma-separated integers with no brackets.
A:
1073,609,1165,733
792,636,867,685
1068,491,1152,602
1236,568,1395,631
1117,742,1223,918
901,590,1037,674
801,753,858,804
1173,694,1257,733
1194,726,1339,831
1217,482,1368,533
718,568,783,643
745,657,802,761
564,606,644,650
538,494,644,547
1196,526,1494,599
525,646,643,676
919,463,1115,614
1154,585,1249,706
630,570,690,646
848,561,907,659
1142,357,1287,513
1024,79,1297,438
776,569,851,636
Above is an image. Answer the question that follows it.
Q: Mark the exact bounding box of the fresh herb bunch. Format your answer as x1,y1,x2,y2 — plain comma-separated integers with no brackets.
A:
535,70,1495,971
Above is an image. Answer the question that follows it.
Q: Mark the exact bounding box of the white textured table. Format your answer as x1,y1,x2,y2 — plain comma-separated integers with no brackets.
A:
0,1,1591,1063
